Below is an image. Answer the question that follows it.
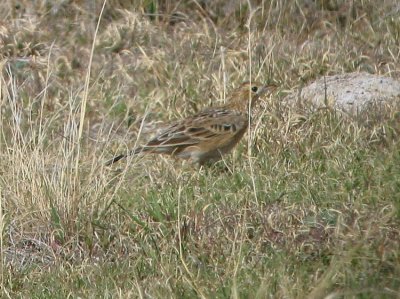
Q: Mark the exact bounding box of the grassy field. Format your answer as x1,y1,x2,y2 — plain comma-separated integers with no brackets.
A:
1,0,399,298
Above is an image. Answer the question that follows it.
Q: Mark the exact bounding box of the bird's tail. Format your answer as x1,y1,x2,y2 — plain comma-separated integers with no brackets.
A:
105,147,144,166
105,154,127,166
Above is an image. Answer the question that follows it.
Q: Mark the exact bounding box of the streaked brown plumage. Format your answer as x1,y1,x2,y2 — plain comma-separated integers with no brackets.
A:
106,82,276,166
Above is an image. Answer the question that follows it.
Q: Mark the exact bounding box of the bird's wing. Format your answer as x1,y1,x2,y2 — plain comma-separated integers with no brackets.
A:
142,108,248,150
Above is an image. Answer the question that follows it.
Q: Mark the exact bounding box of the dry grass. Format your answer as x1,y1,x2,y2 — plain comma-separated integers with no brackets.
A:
0,0,399,298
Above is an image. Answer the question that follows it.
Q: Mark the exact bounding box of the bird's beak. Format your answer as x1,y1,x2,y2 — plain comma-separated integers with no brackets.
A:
258,84,277,96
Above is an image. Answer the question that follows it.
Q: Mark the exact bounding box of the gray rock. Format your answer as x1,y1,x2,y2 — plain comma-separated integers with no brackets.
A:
285,72,400,113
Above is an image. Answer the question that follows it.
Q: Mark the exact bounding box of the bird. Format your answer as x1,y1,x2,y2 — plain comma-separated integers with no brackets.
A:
105,81,276,166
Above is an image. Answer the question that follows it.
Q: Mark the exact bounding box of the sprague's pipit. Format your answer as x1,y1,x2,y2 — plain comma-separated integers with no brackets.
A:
106,82,276,166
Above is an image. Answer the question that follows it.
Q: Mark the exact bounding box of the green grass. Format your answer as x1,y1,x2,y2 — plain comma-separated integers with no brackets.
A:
1,0,400,298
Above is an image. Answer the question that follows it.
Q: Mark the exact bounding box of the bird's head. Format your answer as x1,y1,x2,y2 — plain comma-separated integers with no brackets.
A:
227,81,277,112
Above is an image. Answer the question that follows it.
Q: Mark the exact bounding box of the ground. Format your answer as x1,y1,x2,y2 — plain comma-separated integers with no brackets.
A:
0,1,399,298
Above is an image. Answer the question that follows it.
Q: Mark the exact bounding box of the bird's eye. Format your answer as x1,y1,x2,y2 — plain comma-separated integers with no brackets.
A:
251,86,258,92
